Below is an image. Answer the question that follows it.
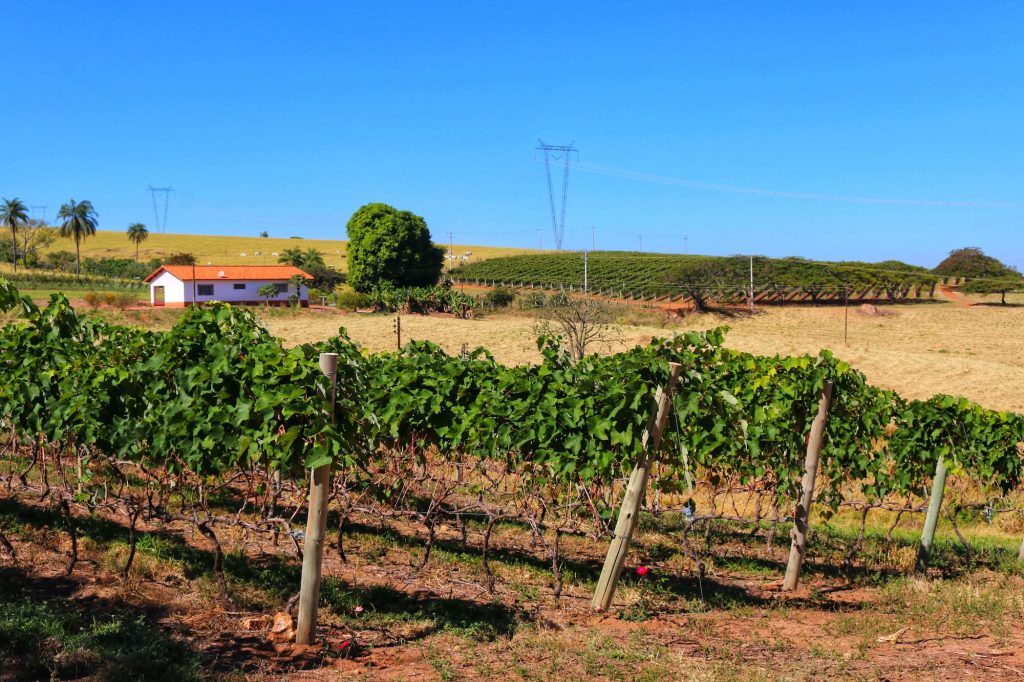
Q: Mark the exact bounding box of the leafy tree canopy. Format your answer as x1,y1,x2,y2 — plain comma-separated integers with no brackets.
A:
935,247,1023,304
345,203,444,292
933,247,1020,280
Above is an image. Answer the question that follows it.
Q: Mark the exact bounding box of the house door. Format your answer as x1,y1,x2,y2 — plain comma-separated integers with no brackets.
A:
153,286,165,307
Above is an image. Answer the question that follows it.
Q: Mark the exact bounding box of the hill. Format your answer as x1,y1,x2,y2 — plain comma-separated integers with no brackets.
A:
38,230,537,272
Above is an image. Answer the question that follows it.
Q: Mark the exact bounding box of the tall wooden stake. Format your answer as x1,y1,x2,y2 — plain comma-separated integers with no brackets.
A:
916,454,947,573
782,381,834,591
592,362,683,611
295,352,338,645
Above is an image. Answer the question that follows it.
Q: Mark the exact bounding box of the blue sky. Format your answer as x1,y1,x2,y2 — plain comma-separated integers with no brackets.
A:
4,1,1022,269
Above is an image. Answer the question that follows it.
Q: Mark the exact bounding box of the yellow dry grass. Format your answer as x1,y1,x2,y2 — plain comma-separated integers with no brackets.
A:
262,298,1024,413
39,230,539,272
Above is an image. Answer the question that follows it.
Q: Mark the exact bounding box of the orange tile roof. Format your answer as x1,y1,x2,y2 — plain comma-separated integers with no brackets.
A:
144,265,314,283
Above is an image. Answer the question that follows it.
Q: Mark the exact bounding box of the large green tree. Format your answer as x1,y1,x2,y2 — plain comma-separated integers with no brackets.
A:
57,199,98,275
934,247,1023,305
1,198,29,272
126,223,149,261
345,203,444,292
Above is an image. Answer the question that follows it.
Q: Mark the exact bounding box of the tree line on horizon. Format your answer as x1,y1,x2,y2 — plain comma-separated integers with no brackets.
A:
2,196,1019,302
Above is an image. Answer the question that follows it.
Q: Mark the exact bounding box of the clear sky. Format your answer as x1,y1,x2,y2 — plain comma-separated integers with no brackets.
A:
4,1,1022,269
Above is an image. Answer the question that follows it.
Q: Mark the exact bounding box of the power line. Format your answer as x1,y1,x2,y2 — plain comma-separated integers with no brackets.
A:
148,186,174,233
536,140,578,250
29,205,48,224
562,160,1024,209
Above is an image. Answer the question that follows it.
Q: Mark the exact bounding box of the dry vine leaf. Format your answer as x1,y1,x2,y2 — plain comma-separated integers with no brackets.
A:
267,612,295,643
876,626,909,643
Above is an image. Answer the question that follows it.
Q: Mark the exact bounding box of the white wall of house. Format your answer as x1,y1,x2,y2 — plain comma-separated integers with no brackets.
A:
191,279,309,304
150,274,309,306
149,270,187,306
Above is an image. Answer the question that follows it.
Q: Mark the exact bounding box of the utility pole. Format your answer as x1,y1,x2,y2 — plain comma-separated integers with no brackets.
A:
684,234,688,255
638,234,643,253
447,231,453,275
844,286,850,345
749,255,755,314
583,250,588,293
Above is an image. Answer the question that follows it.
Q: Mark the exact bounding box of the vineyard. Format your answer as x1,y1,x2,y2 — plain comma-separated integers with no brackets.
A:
0,265,148,295
2,278,1024,677
451,252,945,305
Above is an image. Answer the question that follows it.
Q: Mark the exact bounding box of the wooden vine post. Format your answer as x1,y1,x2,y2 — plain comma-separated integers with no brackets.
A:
915,454,948,572
295,352,338,645
782,380,834,591
592,361,683,611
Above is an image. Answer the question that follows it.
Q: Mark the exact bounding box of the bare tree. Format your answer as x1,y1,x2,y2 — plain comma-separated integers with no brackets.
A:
534,293,619,361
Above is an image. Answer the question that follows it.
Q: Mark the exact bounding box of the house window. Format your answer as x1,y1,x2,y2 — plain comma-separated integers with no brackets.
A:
197,284,214,296
274,283,288,294
233,283,246,290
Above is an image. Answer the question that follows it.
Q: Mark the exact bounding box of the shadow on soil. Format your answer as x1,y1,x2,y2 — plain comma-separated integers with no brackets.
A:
0,564,202,682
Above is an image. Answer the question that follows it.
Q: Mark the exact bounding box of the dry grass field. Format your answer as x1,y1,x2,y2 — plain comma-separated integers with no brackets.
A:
39,229,538,271
256,296,1024,413
55,290,1023,413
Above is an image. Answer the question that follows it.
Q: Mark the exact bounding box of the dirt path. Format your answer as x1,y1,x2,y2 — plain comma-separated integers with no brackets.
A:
937,284,975,307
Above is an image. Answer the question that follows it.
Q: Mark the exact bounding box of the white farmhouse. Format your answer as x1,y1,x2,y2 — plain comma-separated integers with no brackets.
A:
145,265,314,307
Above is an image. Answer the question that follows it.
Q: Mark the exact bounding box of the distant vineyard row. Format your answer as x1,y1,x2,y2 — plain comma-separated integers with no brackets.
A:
451,252,949,304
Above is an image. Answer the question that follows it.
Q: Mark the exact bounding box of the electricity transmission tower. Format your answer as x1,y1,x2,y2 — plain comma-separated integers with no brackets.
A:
29,205,48,224
536,140,578,250
148,186,174,233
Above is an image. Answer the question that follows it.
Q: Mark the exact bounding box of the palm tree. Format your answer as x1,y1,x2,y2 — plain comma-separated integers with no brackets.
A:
57,199,99,275
0,198,29,273
278,247,305,267
126,223,149,261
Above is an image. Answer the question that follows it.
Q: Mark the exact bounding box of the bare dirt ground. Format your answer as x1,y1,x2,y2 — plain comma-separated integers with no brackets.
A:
3,489,1024,682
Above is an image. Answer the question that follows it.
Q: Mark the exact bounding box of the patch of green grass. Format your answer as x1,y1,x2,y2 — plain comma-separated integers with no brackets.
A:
320,577,522,642
0,586,201,681
873,575,1024,636
425,643,458,681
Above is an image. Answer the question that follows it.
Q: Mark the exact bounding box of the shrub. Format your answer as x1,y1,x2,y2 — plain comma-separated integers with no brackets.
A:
102,292,116,306
484,287,515,308
47,250,77,272
335,287,370,311
83,292,101,309
363,283,475,316
520,291,546,309
82,257,149,280
113,292,136,310
164,253,196,266
547,291,570,307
